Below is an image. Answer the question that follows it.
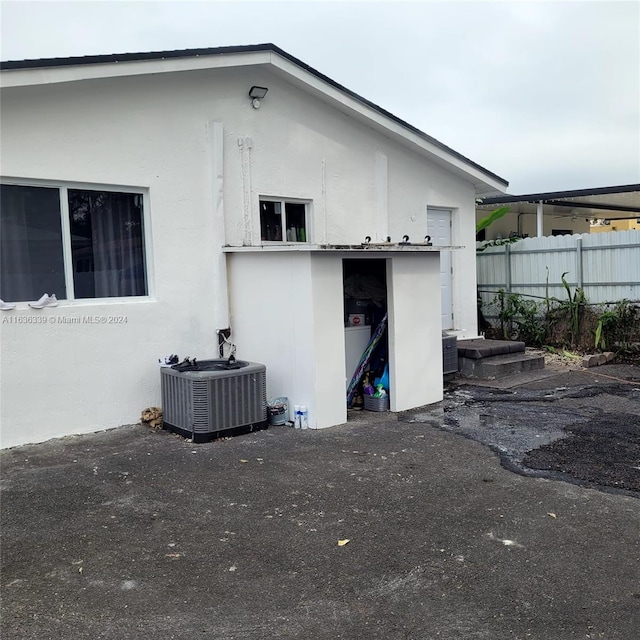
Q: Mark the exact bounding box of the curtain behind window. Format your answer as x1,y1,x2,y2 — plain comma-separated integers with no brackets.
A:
0,185,66,302
68,190,147,298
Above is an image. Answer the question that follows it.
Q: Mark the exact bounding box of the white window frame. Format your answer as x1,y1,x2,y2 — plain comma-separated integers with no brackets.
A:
0,177,153,304
258,196,311,244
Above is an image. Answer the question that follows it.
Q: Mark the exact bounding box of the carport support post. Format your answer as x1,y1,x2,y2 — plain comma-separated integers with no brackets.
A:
536,200,544,237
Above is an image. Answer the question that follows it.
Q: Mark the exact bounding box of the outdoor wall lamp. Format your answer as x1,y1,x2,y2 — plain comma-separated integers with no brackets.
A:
249,85,269,109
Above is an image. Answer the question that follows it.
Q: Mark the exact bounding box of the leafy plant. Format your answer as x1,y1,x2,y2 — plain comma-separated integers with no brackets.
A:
483,277,639,358
594,310,616,350
558,272,586,348
476,236,521,253
594,319,604,350
594,300,640,351
476,206,510,234
494,289,546,345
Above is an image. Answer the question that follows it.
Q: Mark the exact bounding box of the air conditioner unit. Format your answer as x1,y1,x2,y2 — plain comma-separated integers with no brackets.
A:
161,360,267,442
442,334,458,375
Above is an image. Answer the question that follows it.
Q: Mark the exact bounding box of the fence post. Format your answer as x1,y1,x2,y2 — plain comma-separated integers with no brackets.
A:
576,236,583,289
505,244,512,293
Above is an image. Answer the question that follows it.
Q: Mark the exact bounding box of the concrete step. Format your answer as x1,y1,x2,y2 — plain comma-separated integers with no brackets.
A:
458,352,545,380
457,338,525,359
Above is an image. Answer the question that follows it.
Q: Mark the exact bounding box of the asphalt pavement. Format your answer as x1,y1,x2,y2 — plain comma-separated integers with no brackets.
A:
1,363,639,640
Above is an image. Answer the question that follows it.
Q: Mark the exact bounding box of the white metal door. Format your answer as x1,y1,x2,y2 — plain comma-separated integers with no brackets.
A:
427,208,453,329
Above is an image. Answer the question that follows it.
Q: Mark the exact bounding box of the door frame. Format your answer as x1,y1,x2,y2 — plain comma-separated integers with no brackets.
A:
427,207,454,330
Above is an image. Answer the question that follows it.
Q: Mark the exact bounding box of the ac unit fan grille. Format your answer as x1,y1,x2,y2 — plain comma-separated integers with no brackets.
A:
442,335,458,375
161,361,267,437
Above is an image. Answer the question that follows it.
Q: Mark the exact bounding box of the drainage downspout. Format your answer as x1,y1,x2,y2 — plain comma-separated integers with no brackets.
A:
208,120,231,351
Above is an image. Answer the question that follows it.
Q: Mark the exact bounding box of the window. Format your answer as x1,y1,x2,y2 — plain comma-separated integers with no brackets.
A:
0,183,148,302
259,199,308,242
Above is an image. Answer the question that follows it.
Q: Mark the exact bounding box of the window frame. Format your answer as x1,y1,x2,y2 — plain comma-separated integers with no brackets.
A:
258,196,311,245
0,177,153,304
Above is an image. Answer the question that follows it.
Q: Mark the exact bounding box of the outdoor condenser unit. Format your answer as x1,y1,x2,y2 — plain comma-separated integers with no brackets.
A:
442,333,458,375
161,360,267,442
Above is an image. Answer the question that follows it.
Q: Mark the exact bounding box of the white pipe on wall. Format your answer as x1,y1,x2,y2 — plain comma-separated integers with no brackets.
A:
208,120,230,330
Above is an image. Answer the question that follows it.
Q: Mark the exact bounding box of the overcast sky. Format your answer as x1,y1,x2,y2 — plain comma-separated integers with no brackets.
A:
2,0,638,193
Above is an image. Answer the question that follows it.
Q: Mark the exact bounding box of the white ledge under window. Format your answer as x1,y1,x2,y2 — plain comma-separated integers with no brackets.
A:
223,243,464,253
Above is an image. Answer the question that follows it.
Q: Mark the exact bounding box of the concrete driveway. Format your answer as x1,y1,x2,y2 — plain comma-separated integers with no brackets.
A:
2,364,639,640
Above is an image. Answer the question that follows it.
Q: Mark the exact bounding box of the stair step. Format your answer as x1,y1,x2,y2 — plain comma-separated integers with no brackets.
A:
459,353,545,380
457,338,525,359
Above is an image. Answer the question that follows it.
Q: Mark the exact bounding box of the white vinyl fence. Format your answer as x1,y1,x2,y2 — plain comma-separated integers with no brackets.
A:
477,230,640,315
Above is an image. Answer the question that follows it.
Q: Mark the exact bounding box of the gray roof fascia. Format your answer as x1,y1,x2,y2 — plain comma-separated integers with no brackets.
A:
550,200,640,214
479,183,640,205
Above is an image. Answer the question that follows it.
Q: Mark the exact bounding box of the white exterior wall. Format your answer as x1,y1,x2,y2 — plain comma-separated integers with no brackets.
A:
227,252,346,429
228,250,442,428
1,65,481,447
310,255,349,428
386,151,479,336
226,253,317,423
387,253,443,411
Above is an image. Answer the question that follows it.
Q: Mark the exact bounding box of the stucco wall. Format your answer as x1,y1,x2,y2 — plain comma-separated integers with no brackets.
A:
227,250,442,429
1,65,479,446
226,252,318,423
226,251,347,429
387,253,443,411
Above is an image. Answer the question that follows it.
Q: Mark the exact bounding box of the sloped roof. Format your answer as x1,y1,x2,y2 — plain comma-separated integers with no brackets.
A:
1,43,508,194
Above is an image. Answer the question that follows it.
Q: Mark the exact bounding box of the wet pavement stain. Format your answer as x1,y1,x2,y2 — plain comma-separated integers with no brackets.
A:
402,379,640,496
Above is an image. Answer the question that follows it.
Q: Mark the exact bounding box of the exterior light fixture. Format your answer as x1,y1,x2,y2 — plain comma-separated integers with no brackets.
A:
249,85,268,109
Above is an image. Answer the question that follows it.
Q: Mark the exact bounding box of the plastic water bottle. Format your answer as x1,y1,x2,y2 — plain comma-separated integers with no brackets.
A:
294,405,301,429
300,406,309,430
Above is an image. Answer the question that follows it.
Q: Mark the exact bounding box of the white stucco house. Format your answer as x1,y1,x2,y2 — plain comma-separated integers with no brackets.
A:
0,44,508,448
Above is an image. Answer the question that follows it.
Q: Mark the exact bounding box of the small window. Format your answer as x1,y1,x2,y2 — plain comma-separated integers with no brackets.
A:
0,182,148,302
260,199,308,242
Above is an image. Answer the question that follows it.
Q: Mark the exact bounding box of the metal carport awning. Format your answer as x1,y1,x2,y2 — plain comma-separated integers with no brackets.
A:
477,183,640,237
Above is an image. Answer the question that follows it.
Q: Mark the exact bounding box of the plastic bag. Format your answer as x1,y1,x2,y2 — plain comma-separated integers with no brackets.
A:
363,375,375,396
373,384,387,398
374,363,389,392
